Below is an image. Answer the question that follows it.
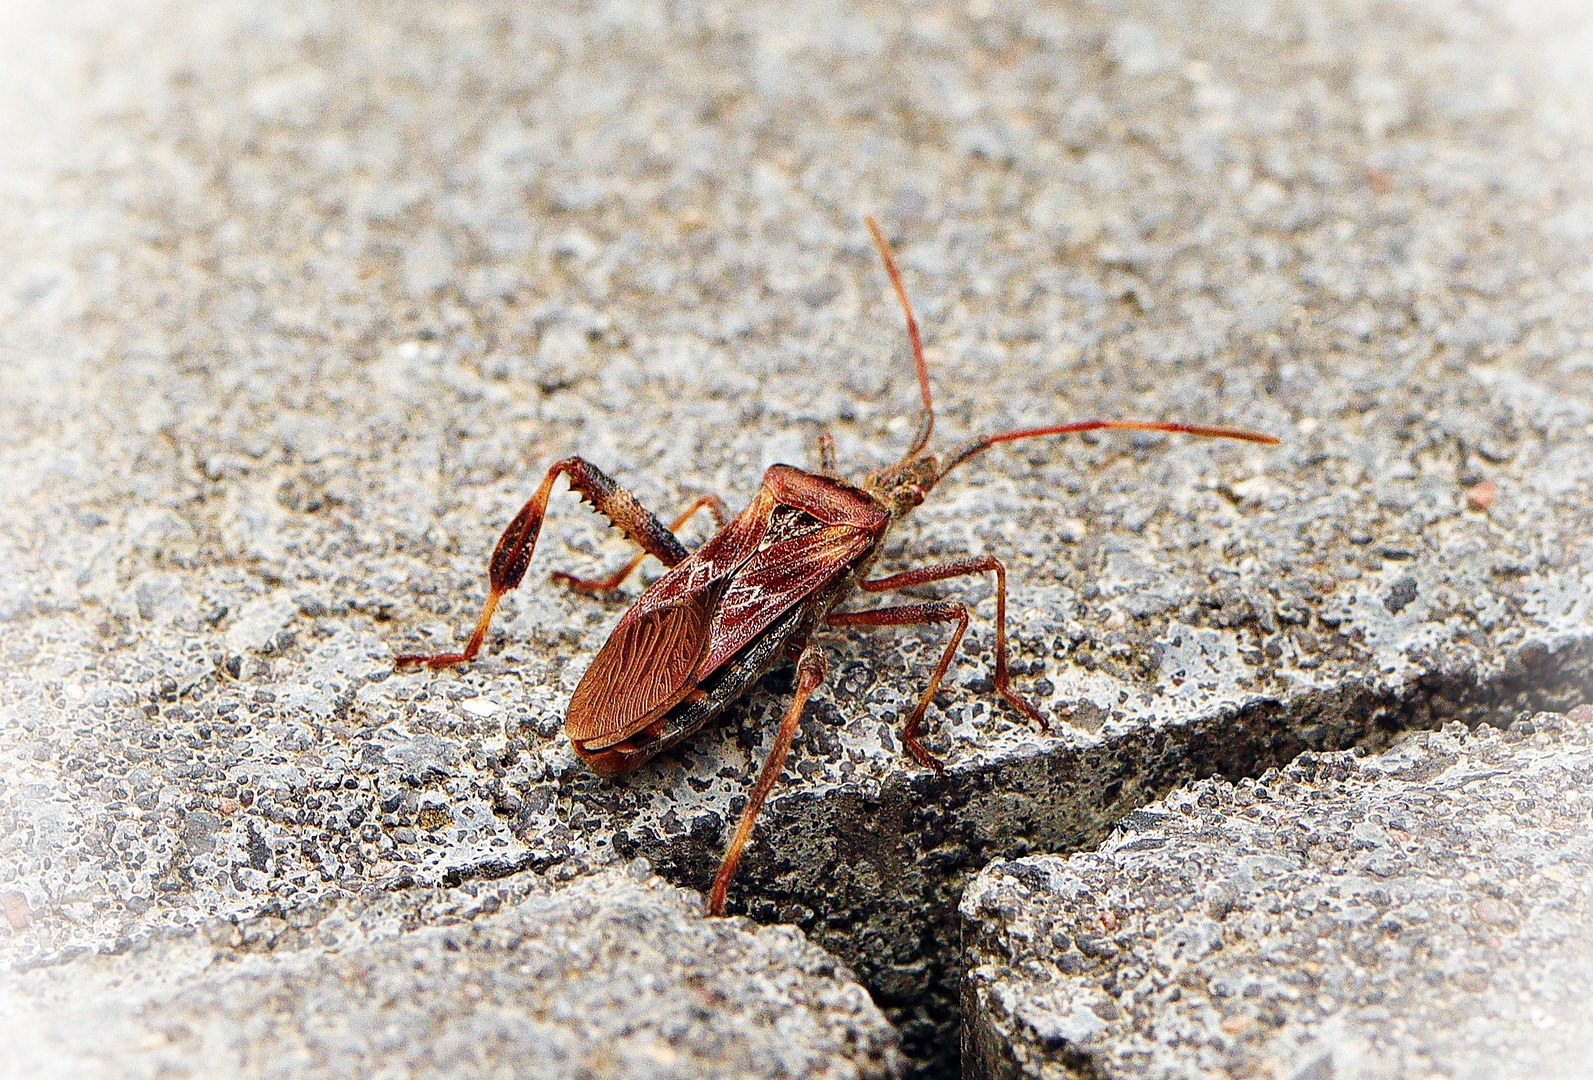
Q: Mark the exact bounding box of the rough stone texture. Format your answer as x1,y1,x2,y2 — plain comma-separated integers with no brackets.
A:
961,705,1593,1080
1,0,1591,1074
2,861,904,1080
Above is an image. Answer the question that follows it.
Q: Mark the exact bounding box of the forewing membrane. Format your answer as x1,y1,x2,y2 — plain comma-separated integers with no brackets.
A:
567,586,716,748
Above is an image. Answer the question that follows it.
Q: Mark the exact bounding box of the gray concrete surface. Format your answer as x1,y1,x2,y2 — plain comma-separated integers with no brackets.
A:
4,860,904,1079
960,705,1593,1080
1,0,1591,1074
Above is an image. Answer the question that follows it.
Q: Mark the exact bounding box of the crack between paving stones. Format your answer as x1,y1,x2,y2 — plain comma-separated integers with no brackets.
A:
597,632,1592,1080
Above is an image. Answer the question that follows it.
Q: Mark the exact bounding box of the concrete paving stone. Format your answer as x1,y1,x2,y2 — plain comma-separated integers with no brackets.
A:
961,705,1593,1080
1,860,905,1080
1,0,1591,1073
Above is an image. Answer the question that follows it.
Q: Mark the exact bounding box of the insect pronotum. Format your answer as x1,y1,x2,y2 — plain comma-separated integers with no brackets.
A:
397,218,1278,914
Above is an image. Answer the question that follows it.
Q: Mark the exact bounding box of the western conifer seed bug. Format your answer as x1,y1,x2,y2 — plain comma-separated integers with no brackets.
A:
396,218,1279,915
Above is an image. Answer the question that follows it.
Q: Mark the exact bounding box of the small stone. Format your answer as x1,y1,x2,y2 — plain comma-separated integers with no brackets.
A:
1466,479,1498,510
460,697,501,719
1220,1014,1254,1034
1472,896,1517,927
2,892,34,930
1383,576,1418,614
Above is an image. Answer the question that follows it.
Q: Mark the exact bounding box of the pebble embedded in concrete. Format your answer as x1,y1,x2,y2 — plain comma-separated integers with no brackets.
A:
961,706,1593,1080
3,862,905,1080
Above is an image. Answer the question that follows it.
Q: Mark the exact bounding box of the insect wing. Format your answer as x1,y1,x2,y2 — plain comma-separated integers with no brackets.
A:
698,522,874,675
625,486,776,618
566,585,718,748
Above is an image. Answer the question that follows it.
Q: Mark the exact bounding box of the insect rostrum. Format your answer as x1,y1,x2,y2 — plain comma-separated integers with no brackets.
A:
396,218,1279,916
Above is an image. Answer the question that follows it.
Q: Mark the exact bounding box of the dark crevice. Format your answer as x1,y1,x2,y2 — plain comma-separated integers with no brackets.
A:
437,851,553,888
621,633,1592,1079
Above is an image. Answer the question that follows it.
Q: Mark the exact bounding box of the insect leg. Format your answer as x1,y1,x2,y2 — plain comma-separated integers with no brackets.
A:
815,429,837,476
825,601,968,772
856,555,1045,733
707,642,827,917
553,493,727,593
396,457,694,668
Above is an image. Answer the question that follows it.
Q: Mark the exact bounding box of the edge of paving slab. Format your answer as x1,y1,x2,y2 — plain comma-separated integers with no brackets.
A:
2,860,907,1080
958,705,1593,1080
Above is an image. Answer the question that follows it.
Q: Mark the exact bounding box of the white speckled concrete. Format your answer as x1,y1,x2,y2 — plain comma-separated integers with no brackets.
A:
2,0,1590,1073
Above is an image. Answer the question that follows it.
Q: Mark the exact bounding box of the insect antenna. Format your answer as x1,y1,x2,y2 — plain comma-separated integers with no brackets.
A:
862,216,1280,489
865,215,935,465
936,419,1280,485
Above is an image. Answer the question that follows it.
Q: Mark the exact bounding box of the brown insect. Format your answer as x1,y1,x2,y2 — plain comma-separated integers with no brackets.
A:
396,218,1278,914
